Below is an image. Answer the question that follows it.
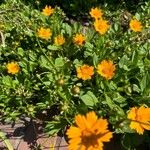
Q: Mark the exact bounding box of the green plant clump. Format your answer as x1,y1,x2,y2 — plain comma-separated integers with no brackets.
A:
0,0,150,149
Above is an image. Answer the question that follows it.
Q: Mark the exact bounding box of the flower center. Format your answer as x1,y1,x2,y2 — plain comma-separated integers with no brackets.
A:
102,68,110,74
81,129,99,148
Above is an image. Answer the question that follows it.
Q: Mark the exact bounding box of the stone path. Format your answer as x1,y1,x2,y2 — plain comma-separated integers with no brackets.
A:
0,122,68,150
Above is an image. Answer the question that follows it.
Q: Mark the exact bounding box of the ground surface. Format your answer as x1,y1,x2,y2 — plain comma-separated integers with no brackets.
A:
0,121,68,150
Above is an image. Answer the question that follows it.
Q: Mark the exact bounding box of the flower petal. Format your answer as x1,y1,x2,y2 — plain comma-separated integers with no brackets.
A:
67,126,81,138
127,107,137,120
93,119,108,134
68,137,81,150
86,111,98,127
75,114,87,130
130,121,144,134
99,131,113,142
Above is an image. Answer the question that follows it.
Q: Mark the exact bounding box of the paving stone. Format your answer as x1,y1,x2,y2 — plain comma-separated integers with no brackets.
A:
0,122,68,150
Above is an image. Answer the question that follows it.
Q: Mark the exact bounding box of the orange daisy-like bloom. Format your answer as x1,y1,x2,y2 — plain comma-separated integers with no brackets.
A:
129,19,142,32
6,62,20,74
54,35,65,46
127,106,150,134
67,111,113,150
97,60,116,80
73,33,85,46
89,7,103,20
37,27,52,40
94,19,110,35
42,5,54,16
76,65,94,80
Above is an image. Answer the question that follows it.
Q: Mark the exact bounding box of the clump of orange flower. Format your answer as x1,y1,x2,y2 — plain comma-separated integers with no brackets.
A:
67,111,113,150
76,65,94,80
54,35,65,46
94,19,110,35
42,5,54,16
89,7,103,20
73,33,85,46
127,105,150,134
129,19,142,32
97,60,116,80
37,27,52,40
6,62,20,74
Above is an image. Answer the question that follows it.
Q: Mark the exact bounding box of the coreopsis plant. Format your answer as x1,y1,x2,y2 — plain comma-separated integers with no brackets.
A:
73,33,86,46
89,7,103,20
67,111,113,150
42,5,54,16
54,35,65,46
0,0,150,149
76,65,94,80
94,19,110,35
129,19,143,32
97,60,116,80
6,62,20,75
127,106,150,134
37,27,52,40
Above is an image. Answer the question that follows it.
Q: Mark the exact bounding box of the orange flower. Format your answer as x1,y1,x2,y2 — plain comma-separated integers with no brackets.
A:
54,35,65,46
37,27,52,40
73,33,85,46
129,19,142,32
127,106,150,134
97,60,116,80
89,7,103,20
67,111,113,150
94,19,110,35
77,65,94,80
42,5,54,16
6,62,20,74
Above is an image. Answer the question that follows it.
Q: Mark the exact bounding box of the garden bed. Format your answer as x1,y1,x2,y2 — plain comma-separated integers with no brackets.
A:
0,0,150,150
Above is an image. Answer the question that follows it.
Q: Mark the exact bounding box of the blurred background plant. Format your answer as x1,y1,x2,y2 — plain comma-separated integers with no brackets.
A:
22,0,148,20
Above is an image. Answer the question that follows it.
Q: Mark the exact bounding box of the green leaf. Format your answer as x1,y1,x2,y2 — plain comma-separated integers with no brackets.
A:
115,120,135,134
62,23,72,37
45,119,67,136
84,42,94,49
132,84,141,93
73,59,83,67
113,93,126,103
93,53,98,67
29,51,37,61
43,81,51,86
2,76,12,87
39,55,52,70
80,91,98,107
55,57,65,67
47,73,53,82
105,94,114,109
17,47,24,57
135,13,140,20
45,121,61,135
119,55,130,71
47,45,59,51
114,23,119,31
0,131,14,150
140,73,147,92
109,81,117,90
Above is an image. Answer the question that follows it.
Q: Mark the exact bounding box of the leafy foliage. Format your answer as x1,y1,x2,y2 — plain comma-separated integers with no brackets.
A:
0,0,150,149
